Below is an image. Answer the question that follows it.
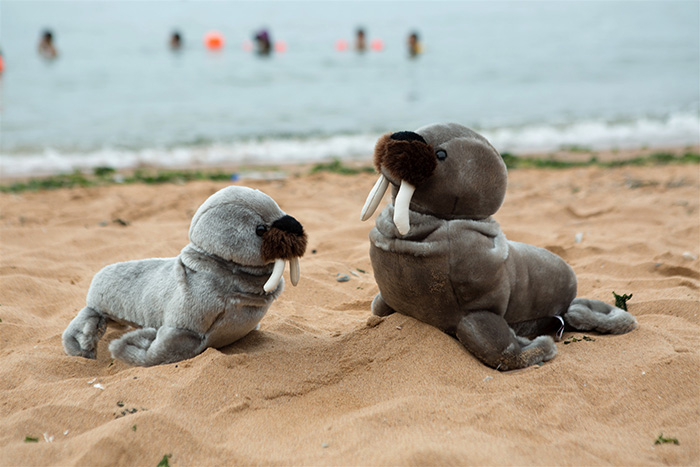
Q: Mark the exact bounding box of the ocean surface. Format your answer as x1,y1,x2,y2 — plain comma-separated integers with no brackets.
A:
1,1,699,177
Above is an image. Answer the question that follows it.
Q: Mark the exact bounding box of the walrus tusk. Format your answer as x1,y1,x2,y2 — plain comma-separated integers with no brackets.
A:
264,258,286,292
393,180,416,235
289,257,300,286
361,174,390,221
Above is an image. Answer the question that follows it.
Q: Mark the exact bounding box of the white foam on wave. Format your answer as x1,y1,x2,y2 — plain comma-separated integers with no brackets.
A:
0,133,382,178
1,113,698,177
484,112,700,154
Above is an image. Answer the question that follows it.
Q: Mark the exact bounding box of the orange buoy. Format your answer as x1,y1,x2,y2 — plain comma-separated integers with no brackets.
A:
274,41,287,53
204,31,224,50
370,39,384,51
335,39,349,51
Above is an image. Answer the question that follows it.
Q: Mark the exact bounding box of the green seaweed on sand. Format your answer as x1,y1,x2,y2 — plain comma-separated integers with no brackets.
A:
559,144,594,153
500,151,699,170
1,171,94,192
157,454,172,466
501,152,590,170
24,436,39,443
310,159,375,175
127,169,231,185
613,291,633,311
563,335,596,345
2,152,698,193
0,168,233,193
655,434,679,445
93,166,116,178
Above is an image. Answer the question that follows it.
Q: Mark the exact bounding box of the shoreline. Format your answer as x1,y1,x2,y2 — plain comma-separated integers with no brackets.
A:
1,144,698,190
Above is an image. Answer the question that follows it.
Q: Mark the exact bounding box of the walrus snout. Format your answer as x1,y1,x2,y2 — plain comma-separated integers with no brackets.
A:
361,130,439,235
271,214,304,237
261,214,307,292
374,132,437,187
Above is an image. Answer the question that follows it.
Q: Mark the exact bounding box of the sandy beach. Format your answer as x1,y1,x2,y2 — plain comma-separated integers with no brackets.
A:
0,156,698,466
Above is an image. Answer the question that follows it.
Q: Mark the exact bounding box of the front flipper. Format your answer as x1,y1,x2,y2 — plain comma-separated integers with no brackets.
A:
563,298,637,334
371,293,396,317
456,312,557,371
62,306,107,359
109,326,206,367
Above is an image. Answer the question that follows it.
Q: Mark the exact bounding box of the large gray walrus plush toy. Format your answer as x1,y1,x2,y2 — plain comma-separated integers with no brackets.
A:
360,122,636,370
63,186,307,366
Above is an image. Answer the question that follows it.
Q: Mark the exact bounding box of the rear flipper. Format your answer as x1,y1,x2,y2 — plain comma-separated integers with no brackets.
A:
563,298,637,334
456,311,557,371
62,306,107,359
371,293,396,317
109,326,206,367
510,315,566,341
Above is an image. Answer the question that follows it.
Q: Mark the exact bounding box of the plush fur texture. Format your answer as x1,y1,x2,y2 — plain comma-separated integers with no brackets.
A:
374,133,437,187
63,186,306,367
262,216,307,261
364,122,637,371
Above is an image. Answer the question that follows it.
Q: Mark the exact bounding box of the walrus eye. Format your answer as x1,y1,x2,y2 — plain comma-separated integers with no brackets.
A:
256,225,268,237
436,149,447,161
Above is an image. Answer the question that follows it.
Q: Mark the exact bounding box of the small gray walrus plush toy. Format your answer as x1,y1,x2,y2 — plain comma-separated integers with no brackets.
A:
63,186,307,366
360,122,636,371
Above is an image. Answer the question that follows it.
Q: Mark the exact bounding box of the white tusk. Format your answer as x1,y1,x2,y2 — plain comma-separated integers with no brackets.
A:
360,174,390,221
393,180,416,235
289,257,300,286
263,259,286,292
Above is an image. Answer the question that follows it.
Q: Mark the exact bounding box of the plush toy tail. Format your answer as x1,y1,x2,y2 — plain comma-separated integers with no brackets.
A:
563,298,637,334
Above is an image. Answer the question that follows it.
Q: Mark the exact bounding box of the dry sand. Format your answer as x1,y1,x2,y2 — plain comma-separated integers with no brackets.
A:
0,159,698,466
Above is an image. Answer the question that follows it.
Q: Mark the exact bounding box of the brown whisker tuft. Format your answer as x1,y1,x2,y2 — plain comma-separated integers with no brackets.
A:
374,132,436,186
261,216,307,262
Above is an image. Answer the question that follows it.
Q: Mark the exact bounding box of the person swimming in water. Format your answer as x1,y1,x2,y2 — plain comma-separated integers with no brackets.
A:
170,31,183,50
38,29,58,59
254,29,272,56
355,27,366,53
408,31,422,58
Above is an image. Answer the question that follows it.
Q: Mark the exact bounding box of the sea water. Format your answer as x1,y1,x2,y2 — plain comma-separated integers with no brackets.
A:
1,1,698,176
